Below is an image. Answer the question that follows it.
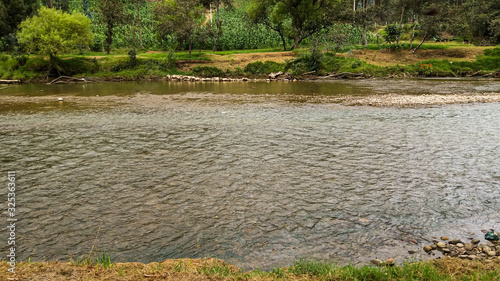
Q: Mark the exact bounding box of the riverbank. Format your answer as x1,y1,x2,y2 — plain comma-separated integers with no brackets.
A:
1,256,499,280
1,44,500,82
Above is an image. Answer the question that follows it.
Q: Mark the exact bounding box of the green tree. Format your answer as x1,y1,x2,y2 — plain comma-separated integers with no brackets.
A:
248,0,338,50
200,0,233,52
96,0,129,54
248,0,291,50
460,0,500,44
17,7,93,73
153,0,205,57
0,0,39,46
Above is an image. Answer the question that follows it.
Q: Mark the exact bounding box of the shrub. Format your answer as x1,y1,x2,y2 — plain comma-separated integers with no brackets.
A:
191,66,225,77
244,61,284,74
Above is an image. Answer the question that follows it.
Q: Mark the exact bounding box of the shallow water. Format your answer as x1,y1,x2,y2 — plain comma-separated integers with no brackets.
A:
1,80,500,269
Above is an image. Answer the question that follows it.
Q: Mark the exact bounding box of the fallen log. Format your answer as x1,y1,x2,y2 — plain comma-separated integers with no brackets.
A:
0,79,21,84
48,76,86,85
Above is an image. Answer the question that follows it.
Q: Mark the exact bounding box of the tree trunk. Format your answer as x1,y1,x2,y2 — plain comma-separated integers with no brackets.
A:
106,23,113,54
363,25,368,48
136,0,143,49
48,0,53,8
412,32,427,54
188,40,192,58
212,2,220,52
279,32,287,51
408,23,416,50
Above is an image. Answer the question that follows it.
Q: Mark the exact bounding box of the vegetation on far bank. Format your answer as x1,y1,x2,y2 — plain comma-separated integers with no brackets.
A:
1,257,499,280
1,44,500,81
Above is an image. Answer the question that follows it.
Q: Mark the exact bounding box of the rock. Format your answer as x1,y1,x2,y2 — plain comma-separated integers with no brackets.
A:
408,250,417,254
442,248,451,253
465,243,473,251
423,246,433,252
437,242,447,248
468,255,476,260
441,236,449,241
269,72,283,79
449,239,462,244
458,255,469,259
385,258,395,266
456,243,464,248
371,259,383,266
487,251,496,256
472,239,480,244
431,244,437,249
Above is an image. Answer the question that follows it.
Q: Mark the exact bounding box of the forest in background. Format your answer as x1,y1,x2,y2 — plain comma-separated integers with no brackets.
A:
1,0,500,80
2,0,500,53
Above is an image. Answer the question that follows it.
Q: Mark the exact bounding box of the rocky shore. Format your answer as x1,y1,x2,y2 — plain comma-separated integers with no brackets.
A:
423,236,500,261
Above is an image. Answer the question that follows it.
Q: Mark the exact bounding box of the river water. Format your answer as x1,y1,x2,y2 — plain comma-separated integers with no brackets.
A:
1,80,500,269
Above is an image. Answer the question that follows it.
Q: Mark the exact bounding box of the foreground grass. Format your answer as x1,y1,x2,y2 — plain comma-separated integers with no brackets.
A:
1,257,499,280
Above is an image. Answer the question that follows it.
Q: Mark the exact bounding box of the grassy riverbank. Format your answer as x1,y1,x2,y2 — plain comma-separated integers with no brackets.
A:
1,43,499,82
1,257,499,280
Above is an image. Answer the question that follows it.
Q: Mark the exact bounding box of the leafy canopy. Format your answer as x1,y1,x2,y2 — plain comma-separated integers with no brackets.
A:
17,7,93,58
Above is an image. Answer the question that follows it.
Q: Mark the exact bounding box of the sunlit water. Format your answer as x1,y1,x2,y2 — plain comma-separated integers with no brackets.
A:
1,80,500,269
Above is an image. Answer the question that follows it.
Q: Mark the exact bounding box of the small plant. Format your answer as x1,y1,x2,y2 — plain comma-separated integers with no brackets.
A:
271,267,286,278
174,260,184,272
128,49,138,67
97,252,112,269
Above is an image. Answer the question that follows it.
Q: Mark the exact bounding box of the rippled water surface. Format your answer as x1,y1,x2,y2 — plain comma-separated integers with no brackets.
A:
1,80,500,269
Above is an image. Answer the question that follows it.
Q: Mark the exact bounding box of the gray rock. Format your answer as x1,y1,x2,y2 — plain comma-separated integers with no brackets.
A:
456,243,464,248
465,243,473,251
487,251,496,256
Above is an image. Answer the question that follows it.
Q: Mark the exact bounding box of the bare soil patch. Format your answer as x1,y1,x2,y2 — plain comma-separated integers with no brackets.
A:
339,47,489,66
177,51,296,71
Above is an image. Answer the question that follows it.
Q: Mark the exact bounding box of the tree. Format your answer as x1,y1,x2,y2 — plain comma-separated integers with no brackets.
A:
460,0,500,44
200,0,233,52
17,7,93,73
0,0,39,41
248,0,337,50
153,0,205,57
248,0,291,50
96,0,129,54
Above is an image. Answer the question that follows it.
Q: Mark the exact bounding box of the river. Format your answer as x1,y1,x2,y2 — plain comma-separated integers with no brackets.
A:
1,79,500,269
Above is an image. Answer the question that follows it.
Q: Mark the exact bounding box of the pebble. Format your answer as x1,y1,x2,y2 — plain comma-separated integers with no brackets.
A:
385,258,395,266
423,246,433,252
437,242,447,248
449,239,462,244
472,239,480,244
371,259,383,266
468,255,476,260
487,251,496,256
441,236,449,241
456,243,464,248
465,243,473,251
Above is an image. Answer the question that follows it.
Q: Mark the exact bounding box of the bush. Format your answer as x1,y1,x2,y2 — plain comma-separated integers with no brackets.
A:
191,66,225,77
244,61,284,74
